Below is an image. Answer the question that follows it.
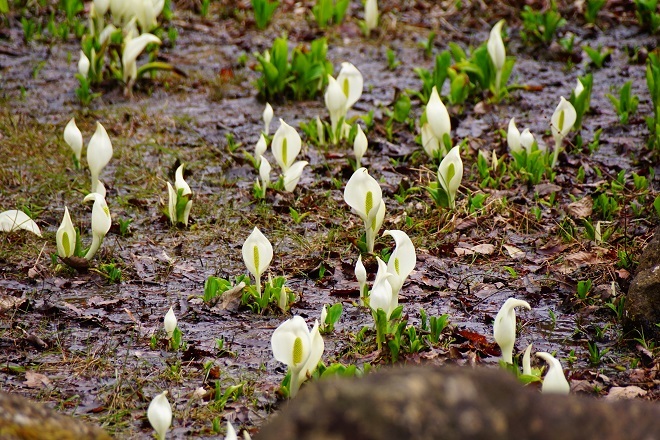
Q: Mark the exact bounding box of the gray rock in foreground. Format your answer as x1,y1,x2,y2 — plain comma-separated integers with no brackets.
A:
624,227,660,340
258,366,660,440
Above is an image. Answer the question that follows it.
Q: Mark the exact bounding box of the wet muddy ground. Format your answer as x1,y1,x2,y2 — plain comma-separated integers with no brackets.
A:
1,0,660,438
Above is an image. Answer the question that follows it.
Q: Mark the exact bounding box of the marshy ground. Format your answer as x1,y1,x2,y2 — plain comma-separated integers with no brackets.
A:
1,0,660,438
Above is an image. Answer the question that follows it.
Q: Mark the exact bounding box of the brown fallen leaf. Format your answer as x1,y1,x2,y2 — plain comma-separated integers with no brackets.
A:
503,245,525,259
24,371,51,389
213,282,246,311
566,196,593,219
0,293,26,312
471,244,495,255
605,386,647,400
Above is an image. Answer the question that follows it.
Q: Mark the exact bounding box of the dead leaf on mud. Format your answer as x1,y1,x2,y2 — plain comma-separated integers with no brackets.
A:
557,251,606,274
605,386,647,400
24,371,51,389
567,197,593,219
0,293,26,312
503,245,525,259
455,243,495,256
212,282,246,311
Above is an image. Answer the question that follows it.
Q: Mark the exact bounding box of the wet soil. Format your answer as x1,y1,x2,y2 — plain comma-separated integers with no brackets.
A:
1,0,660,438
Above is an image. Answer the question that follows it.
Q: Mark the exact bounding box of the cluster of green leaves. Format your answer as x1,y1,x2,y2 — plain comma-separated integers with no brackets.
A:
584,0,606,24
255,36,333,101
476,144,552,189
313,0,349,29
635,0,660,33
520,2,566,45
606,81,639,125
241,275,294,314
320,303,343,334
414,41,515,106
18,0,87,43
251,0,279,30
583,45,612,69
646,52,660,149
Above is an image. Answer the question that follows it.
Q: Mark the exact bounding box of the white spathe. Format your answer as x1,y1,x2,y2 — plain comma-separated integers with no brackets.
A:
259,155,271,193
493,297,531,364
353,124,368,167
87,122,113,194
0,210,41,236
507,118,522,153
437,146,463,209
255,134,267,168
355,255,367,302
164,307,177,338
421,122,441,158
551,96,577,141
283,160,308,192
56,207,76,258
122,33,161,85
364,0,378,34
324,75,348,141
336,62,363,111
271,119,302,172
520,129,535,153
263,102,274,135
574,78,585,98
147,391,172,440
537,352,570,394
64,118,84,164
78,50,90,77
522,343,533,376
426,86,451,141
83,193,112,260
369,257,396,319
383,230,416,298
487,20,506,71
241,227,273,296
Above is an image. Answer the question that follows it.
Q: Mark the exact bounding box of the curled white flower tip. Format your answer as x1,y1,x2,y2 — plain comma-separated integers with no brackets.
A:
537,351,570,394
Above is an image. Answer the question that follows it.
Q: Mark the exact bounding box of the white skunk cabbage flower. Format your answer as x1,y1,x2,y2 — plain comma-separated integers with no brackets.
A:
421,122,441,159
56,207,76,258
383,230,416,297
271,316,324,398
258,155,271,194
134,0,164,32
550,96,577,168
271,119,302,172
164,307,177,338
493,297,531,364
355,255,367,303
226,421,238,440
87,122,113,194
537,352,570,394
94,0,110,16
487,19,506,95
507,118,522,154
242,227,273,296
122,33,161,86
83,193,111,260
369,257,396,319
78,50,90,77
437,145,463,209
522,343,533,376
344,167,383,253
147,391,172,440
283,161,308,192
336,62,363,112
254,134,267,168
64,118,83,166
364,0,378,36
325,75,348,143
520,128,535,153
426,86,451,143
99,23,117,45
263,102,274,135
0,210,41,236
316,116,325,146
166,164,192,226
319,305,328,331
353,124,368,167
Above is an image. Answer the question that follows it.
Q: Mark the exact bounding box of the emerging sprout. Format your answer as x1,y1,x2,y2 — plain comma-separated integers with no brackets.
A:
263,102,274,135
355,255,367,304
537,352,570,394
241,227,273,296
254,134,267,168
364,0,378,36
353,124,368,167
87,122,113,194
64,118,83,168
147,391,172,440
426,86,451,145
78,50,90,77
493,297,531,364
164,307,177,338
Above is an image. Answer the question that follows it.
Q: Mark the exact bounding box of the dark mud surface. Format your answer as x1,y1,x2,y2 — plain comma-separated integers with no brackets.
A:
1,1,660,438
